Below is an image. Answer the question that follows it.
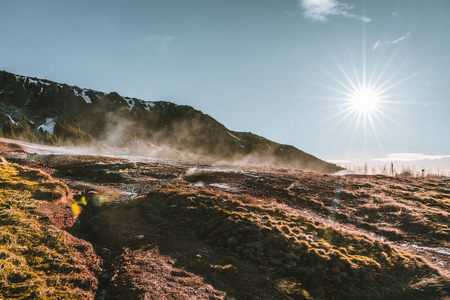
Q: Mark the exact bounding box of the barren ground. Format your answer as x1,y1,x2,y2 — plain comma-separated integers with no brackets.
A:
0,138,449,299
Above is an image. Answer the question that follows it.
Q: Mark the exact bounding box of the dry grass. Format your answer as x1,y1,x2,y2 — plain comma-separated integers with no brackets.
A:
0,159,99,299
332,176,450,246
2,152,449,299
137,185,450,299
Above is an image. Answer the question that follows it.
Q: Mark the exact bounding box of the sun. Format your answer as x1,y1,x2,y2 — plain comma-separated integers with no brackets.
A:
349,87,380,114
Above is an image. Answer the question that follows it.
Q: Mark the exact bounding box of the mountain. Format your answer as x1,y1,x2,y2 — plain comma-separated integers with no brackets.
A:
0,70,341,173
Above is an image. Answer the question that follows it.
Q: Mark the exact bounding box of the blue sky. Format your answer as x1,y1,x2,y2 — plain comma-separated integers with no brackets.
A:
1,0,449,172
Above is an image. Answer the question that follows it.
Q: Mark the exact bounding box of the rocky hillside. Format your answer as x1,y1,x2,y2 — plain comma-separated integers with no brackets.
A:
0,70,340,173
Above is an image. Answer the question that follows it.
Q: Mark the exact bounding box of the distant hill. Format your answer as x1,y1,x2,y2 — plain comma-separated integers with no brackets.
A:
0,70,341,173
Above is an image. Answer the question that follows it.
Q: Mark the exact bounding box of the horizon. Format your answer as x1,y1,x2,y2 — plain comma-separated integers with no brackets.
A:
1,0,449,172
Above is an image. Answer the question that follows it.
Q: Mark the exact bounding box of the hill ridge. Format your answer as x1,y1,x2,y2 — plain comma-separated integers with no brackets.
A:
0,70,341,173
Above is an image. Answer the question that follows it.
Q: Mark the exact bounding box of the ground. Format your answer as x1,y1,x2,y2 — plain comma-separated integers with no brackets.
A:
0,138,449,299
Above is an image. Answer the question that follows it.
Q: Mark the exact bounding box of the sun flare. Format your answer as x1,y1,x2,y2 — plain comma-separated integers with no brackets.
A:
349,87,380,113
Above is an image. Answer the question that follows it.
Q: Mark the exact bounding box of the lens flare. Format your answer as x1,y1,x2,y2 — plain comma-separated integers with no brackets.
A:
72,203,81,216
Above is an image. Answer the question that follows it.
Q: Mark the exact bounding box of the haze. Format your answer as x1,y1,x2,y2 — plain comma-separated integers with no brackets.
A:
1,0,449,172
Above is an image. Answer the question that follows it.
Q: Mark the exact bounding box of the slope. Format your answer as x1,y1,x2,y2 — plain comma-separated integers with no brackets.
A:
0,70,340,173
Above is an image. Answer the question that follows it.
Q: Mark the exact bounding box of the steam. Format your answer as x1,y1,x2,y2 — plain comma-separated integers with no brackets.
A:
92,107,337,172
21,94,339,172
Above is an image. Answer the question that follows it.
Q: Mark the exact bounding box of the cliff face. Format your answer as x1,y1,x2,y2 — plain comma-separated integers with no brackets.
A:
0,70,341,172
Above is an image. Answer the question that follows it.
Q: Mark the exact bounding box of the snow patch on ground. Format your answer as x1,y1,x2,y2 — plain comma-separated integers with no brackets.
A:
411,245,450,256
37,118,56,134
210,183,231,189
209,183,238,192
393,242,450,268
332,170,355,176
186,167,245,175
74,89,92,104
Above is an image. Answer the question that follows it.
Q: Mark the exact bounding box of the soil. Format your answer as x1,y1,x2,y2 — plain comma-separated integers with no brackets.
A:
1,139,449,299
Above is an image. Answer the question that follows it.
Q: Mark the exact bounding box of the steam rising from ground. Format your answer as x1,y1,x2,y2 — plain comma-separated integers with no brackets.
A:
89,112,284,167
4,106,339,172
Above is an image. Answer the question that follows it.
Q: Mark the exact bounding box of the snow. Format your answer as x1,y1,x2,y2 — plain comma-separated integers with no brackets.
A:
124,97,135,111
3,113,17,125
17,76,39,85
186,167,245,175
411,245,450,256
37,118,56,134
209,183,238,191
331,170,355,176
140,100,155,111
74,89,92,104
27,78,38,85
266,144,272,149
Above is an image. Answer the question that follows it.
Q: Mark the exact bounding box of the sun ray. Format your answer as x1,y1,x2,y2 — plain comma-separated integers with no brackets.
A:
316,105,356,128
371,44,403,89
308,30,423,162
328,55,360,92
308,78,352,97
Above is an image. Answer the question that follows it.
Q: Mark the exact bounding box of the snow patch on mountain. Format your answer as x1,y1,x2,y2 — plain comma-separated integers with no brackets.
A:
124,97,135,111
74,89,92,104
3,113,17,125
140,100,155,111
38,118,56,134
17,76,37,85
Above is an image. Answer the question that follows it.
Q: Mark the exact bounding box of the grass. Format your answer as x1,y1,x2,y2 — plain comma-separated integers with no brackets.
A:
0,158,98,299
338,176,450,245
137,185,449,299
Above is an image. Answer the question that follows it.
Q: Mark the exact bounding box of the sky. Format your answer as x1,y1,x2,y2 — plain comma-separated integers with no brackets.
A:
1,0,449,173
